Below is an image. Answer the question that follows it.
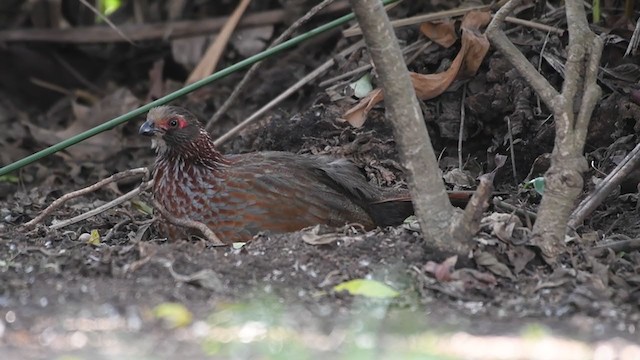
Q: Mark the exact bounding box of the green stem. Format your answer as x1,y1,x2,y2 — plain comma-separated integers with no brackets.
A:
0,0,396,177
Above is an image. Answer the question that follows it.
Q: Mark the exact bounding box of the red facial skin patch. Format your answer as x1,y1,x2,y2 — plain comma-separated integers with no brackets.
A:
158,116,188,130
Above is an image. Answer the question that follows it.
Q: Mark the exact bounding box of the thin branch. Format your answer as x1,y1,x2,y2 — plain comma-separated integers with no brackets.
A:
458,84,466,170
569,142,640,228
213,40,364,146
343,4,490,37
0,3,349,43
49,181,153,230
318,38,427,88
206,0,337,130
24,167,149,229
152,199,225,246
574,35,604,144
486,0,559,109
186,0,251,85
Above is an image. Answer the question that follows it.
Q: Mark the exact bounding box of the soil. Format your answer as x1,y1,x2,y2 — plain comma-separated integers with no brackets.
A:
1,1,640,359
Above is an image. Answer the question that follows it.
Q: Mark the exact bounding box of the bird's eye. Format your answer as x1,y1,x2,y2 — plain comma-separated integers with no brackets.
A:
168,118,178,128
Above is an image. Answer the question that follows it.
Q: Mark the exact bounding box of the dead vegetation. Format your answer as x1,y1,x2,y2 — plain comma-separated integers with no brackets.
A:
1,0,640,358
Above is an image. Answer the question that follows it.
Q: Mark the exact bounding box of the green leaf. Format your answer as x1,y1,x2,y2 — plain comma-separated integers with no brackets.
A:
100,0,123,16
592,0,600,23
526,177,545,195
0,174,19,183
333,279,399,298
349,74,373,98
131,199,154,215
153,302,193,328
232,242,246,249
87,229,101,245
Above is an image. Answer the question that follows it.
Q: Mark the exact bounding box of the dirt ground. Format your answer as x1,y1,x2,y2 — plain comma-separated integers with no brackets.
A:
1,1,640,359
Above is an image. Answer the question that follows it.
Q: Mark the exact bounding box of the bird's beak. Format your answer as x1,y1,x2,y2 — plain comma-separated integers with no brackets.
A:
139,120,157,137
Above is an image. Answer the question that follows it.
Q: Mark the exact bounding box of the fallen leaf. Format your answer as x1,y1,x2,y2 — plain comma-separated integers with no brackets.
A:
506,245,536,274
131,199,153,215
443,168,476,187
420,20,457,48
481,212,523,243
26,88,141,162
474,251,516,280
87,229,101,246
424,255,458,281
333,279,399,298
231,25,274,57
527,177,546,195
343,10,491,127
153,302,193,328
171,35,211,70
301,225,342,245
349,73,374,99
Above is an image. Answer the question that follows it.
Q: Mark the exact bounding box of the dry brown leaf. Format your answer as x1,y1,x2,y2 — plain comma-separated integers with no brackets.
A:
185,0,251,85
343,10,491,127
27,88,140,162
423,255,458,281
231,25,274,57
419,20,457,48
474,251,516,280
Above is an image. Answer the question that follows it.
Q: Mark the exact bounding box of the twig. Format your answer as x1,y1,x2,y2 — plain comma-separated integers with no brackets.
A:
451,174,496,244
506,116,517,185
0,3,349,43
534,31,551,115
318,38,428,88
49,180,154,230
205,0,337,130
152,199,225,246
186,0,251,85
103,217,132,243
213,40,364,146
343,5,491,37
52,53,104,95
503,16,564,35
624,15,640,57
24,167,149,229
458,84,466,170
590,237,640,256
569,142,640,228
492,198,537,222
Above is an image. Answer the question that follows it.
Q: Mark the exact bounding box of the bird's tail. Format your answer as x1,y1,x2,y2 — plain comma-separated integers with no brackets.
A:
367,191,480,227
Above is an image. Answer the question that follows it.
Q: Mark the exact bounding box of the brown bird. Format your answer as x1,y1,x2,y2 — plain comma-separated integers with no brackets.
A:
139,106,418,243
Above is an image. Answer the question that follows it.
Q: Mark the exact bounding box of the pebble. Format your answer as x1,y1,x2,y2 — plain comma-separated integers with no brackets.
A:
78,233,92,242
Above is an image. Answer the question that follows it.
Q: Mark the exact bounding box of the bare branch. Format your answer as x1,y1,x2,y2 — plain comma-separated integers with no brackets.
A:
24,168,149,229
152,199,225,246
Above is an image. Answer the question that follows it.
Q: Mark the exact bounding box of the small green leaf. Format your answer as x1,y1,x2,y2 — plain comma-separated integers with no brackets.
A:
592,0,600,23
232,242,246,249
131,199,154,215
349,74,373,99
153,302,193,328
87,229,101,245
527,177,545,195
0,174,19,183
333,279,399,298
100,0,123,16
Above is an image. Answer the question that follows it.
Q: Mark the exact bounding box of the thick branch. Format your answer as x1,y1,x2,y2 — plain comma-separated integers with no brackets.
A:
486,0,559,109
349,0,465,254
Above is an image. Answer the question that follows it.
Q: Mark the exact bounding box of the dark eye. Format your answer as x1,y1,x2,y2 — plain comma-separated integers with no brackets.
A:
168,118,178,128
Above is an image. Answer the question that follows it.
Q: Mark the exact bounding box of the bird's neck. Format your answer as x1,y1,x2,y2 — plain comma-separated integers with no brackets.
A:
156,130,229,170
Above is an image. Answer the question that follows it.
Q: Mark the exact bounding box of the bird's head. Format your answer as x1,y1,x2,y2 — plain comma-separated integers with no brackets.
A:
139,106,207,157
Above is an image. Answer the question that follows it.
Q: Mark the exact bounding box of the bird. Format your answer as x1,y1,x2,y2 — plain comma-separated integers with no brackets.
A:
139,105,417,244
